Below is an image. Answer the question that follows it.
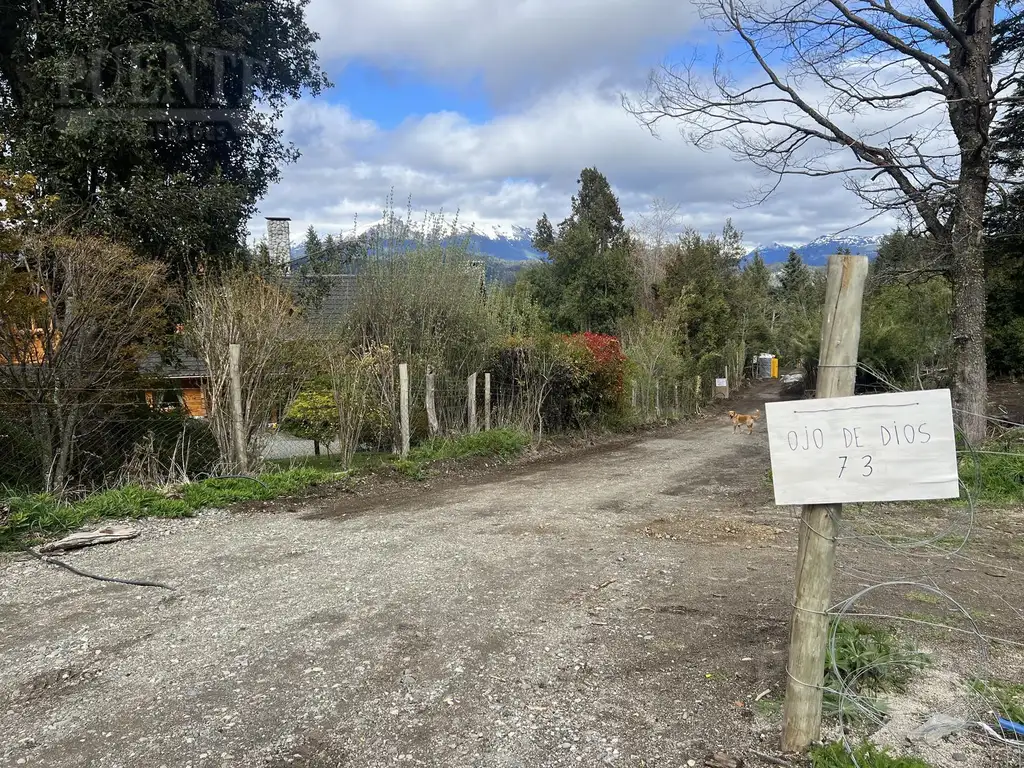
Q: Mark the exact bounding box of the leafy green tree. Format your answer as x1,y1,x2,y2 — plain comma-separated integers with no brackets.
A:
520,168,636,334
660,227,737,367
0,0,330,285
860,280,952,387
281,385,336,457
735,251,775,353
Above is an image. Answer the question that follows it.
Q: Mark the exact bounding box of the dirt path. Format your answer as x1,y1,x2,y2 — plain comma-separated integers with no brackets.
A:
2,383,1021,768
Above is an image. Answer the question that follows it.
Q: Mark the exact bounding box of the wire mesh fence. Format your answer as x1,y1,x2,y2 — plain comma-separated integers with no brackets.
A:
0,362,717,495
793,364,1024,767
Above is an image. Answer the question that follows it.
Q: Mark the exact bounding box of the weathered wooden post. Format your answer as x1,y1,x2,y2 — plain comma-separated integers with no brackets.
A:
655,379,661,416
467,373,477,433
425,366,439,437
228,343,248,472
484,372,491,431
781,254,869,752
399,363,410,457
674,382,680,416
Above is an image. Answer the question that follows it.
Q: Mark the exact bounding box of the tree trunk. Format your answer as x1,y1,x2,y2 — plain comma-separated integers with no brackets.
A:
946,0,995,445
949,225,988,445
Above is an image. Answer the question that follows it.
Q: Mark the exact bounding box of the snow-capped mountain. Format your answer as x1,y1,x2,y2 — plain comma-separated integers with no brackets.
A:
746,235,883,266
285,229,884,269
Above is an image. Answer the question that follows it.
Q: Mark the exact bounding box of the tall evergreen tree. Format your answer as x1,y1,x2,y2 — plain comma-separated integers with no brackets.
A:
520,168,636,334
531,214,555,252
778,251,811,300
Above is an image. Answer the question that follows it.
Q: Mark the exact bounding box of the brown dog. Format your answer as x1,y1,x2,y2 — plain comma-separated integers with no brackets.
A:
727,408,761,434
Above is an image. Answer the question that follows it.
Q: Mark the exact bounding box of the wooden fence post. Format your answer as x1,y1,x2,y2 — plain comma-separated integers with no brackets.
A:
781,254,869,752
228,343,248,472
425,366,439,437
631,381,637,410
467,373,477,433
399,363,410,458
484,372,491,431
655,379,661,416
674,383,680,416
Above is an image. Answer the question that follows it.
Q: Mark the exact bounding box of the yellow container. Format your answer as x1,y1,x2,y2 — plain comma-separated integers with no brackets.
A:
771,357,779,378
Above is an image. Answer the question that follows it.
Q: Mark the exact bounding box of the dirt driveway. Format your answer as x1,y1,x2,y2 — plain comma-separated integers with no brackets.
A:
2,383,1022,768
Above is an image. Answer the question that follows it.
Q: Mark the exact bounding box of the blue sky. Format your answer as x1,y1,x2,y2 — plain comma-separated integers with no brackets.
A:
248,0,932,249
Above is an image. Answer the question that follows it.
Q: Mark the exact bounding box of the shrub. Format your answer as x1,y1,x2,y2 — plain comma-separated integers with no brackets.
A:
0,404,220,493
281,385,337,454
0,413,43,490
824,619,929,721
409,428,531,463
488,332,627,435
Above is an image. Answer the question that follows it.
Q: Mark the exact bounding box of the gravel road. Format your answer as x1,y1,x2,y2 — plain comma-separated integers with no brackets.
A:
2,384,1020,768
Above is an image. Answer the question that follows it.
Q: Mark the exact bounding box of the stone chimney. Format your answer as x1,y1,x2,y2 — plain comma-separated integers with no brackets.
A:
265,217,292,274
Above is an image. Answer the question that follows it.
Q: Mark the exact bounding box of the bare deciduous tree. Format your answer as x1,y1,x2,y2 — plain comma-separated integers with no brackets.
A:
624,0,1010,441
185,269,308,470
629,197,682,310
0,233,172,490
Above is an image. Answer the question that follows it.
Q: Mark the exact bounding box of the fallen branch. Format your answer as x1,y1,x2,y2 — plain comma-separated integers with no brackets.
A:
22,547,175,591
38,526,139,554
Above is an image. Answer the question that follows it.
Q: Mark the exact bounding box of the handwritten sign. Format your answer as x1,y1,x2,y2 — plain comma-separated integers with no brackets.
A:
765,389,959,506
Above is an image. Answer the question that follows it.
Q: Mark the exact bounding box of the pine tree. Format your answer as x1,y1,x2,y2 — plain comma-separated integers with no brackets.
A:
562,167,626,250
778,251,811,299
532,214,555,252
520,168,636,333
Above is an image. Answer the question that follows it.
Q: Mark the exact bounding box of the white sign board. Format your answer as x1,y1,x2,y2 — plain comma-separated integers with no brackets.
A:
765,389,959,506
715,378,728,387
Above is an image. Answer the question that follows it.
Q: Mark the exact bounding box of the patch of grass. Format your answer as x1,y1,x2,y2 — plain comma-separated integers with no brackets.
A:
391,428,532,481
754,698,782,718
810,741,933,768
408,428,531,463
824,619,930,721
904,591,941,605
970,678,1024,725
0,468,347,550
76,486,191,520
959,430,1024,504
391,458,428,480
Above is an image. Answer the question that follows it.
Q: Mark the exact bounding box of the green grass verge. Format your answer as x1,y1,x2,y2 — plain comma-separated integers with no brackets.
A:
959,429,1024,504
393,428,532,479
824,619,930,722
811,741,933,768
0,468,346,551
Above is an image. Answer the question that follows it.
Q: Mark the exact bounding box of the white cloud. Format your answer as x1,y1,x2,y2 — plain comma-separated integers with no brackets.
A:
251,75,903,250
306,0,701,100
